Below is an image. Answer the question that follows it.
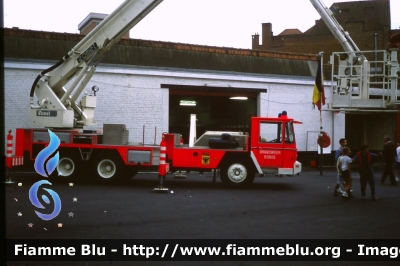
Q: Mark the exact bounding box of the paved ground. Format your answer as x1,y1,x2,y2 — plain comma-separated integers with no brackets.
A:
5,166,400,266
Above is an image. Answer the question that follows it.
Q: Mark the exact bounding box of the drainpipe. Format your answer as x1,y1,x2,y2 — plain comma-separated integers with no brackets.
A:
374,32,377,83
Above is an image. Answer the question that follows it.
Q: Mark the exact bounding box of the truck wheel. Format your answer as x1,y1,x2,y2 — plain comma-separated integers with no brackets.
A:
93,155,123,182
50,152,79,182
57,157,76,177
220,162,255,187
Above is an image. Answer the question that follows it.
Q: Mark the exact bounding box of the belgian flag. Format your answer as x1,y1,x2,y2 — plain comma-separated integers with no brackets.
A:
312,59,325,110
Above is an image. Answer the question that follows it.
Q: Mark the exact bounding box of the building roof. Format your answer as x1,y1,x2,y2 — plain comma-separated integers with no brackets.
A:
278,29,302,36
4,28,318,77
305,0,390,35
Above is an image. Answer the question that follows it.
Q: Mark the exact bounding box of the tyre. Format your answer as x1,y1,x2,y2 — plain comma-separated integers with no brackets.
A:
220,162,255,187
50,152,79,182
93,154,124,182
57,157,76,177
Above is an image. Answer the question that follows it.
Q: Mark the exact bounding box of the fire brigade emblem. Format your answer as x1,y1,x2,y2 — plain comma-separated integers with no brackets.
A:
202,153,210,165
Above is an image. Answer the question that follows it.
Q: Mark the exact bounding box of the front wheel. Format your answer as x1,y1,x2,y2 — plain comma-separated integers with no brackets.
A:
50,152,79,182
57,157,76,177
220,162,255,187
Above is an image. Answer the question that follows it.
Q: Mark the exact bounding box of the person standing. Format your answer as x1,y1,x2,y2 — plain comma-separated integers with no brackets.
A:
333,138,347,197
380,135,397,186
396,140,400,182
353,144,379,200
338,147,353,200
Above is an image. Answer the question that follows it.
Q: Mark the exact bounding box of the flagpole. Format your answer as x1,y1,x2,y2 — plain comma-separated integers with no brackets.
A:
319,52,324,176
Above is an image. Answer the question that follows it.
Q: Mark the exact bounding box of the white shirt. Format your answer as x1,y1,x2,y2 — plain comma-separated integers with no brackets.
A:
340,155,352,171
336,155,343,174
396,146,400,163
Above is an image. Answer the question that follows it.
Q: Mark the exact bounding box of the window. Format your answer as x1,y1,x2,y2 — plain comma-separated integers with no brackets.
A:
259,122,282,143
285,121,295,143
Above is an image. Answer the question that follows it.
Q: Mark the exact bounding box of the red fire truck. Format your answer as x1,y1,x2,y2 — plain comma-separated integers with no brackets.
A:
14,112,302,186
163,112,302,187
9,0,302,186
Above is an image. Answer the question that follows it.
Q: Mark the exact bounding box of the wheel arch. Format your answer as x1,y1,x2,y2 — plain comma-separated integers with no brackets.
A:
218,152,256,171
90,148,124,163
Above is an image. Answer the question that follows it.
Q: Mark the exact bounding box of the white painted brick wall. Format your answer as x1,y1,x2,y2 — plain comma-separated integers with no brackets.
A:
4,68,36,155
85,73,164,145
258,83,335,152
4,61,341,154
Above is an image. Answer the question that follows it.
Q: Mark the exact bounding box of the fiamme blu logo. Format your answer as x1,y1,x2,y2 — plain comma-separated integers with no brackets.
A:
29,130,62,221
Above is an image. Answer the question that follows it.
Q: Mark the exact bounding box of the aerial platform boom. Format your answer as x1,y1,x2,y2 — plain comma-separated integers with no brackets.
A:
30,0,164,128
310,0,399,110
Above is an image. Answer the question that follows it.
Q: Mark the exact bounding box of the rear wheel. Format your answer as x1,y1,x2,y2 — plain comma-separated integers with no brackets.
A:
220,162,255,187
93,154,124,182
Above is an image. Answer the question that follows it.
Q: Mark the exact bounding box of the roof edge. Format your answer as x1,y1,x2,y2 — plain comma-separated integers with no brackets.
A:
3,27,319,61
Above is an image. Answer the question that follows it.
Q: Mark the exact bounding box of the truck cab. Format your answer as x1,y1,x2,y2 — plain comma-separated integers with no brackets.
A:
163,111,302,186
250,113,302,176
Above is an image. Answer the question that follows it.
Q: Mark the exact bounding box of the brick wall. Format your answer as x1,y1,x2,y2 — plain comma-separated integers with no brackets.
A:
252,0,395,64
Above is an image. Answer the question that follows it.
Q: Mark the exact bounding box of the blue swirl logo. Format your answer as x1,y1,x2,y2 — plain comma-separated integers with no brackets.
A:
34,130,60,177
30,130,62,221
29,180,62,221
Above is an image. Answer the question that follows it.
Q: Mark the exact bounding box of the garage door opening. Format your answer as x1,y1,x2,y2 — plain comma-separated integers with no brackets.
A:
165,85,263,144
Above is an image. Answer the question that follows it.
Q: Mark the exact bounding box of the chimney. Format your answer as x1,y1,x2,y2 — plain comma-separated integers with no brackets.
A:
261,23,272,49
252,33,260,49
78,13,130,38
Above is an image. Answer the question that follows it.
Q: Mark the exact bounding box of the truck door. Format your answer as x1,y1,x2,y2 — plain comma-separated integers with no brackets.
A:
282,121,298,169
255,121,284,168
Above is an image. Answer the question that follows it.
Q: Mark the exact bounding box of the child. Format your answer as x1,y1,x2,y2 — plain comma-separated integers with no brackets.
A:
338,147,353,200
333,138,347,197
336,153,344,196
353,144,379,200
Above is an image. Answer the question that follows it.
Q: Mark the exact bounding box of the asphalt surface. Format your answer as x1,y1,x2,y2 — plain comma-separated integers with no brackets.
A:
5,167,400,266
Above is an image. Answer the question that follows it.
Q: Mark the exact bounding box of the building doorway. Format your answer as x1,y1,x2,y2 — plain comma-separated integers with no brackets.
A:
165,84,264,143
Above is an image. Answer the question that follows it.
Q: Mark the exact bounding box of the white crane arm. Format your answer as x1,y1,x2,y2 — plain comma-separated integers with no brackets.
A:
30,0,163,128
309,0,362,58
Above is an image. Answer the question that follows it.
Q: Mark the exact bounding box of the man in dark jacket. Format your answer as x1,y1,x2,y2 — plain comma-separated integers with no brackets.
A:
353,144,380,199
380,135,397,186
